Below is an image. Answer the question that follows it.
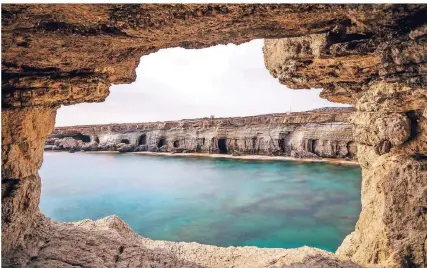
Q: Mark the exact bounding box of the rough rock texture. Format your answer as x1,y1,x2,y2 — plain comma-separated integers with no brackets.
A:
47,108,356,159
4,215,363,268
262,11,427,267
2,4,427,268
2,106,58,255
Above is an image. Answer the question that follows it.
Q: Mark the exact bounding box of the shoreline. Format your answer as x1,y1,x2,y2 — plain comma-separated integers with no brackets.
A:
45,150,359,166
133,152,360,166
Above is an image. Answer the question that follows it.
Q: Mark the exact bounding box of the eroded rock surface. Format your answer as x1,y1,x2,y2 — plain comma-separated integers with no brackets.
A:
3,215,364,268
46,108,356,159
263,14,427,267
2,4,427,268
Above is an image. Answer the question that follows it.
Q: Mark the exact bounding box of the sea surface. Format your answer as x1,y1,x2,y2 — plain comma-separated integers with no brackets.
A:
40,152,361,252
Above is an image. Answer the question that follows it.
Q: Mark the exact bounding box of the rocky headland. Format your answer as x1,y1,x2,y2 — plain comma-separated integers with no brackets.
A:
46,107,357,161
2,4,426,268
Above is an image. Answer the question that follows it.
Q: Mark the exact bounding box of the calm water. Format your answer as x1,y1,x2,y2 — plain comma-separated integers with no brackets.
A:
40,152,361,252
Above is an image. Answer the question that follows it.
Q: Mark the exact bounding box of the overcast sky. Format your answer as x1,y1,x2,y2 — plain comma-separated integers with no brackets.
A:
56,39,347,126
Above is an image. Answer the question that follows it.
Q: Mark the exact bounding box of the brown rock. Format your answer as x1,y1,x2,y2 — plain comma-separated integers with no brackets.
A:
1,4,427,268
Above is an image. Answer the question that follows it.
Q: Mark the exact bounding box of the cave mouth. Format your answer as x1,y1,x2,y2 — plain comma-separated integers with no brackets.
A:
73,133,91,143
120,139,130,144
173,140,180,148
93,135,100,144
218,138,227,154
157,138,167,148
278,138,286,152
252,137,257,150
138,134,146,145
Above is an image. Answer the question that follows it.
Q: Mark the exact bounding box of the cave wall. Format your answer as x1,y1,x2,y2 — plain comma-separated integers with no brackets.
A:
263,24,427,268
1,4,427,268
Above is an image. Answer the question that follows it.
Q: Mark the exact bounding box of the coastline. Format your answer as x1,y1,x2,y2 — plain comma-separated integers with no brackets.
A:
45,150,359,166
132,152,360,166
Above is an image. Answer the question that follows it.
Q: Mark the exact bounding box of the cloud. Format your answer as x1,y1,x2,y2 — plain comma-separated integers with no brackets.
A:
56,39,348,126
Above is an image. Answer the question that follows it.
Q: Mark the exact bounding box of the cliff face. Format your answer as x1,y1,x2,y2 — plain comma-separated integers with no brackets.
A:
47,108,356,159
2,4,427,268
262,19,427,268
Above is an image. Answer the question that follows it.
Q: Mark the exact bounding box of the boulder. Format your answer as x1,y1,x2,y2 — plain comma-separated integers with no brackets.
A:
133,145,148,152
82,141,99,151
172,147,184,153
159,145,169,152
117,144,135,153
290,150,320,159
148,145,158,152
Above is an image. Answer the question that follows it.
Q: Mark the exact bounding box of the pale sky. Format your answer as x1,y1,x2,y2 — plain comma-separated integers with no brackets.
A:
56,39,347,126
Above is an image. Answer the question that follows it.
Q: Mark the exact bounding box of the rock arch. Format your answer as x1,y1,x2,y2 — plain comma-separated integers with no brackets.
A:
120,138,130,144
1,4,426,267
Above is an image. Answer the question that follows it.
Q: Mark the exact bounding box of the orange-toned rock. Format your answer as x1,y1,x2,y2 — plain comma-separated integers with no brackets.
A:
1,4,426,268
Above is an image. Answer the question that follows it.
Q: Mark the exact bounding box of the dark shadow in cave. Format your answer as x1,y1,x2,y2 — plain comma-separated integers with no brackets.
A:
173,140,180,148
138,134,146,145
120,139,130,144
278,138,286,152
252,137,257,150
218,138,227,154
158,138,167,148
73,133,91,143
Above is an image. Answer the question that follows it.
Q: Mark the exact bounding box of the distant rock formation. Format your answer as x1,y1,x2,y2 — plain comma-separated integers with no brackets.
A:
46,107,357,160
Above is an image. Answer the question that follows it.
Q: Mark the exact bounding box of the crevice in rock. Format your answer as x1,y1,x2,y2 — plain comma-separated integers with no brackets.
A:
405,111,419,141
328,32,374,44
137,134,146,145
1,178,20,200
374,139,392,155
395,6,427,34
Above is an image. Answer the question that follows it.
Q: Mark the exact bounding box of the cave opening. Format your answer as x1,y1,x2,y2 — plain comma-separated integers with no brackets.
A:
72,133,91,143
306,139,317,153
120,139,130,144
138,134,146,145
278,138,286,152
311,139,317,153
218,138,227,154
93,136,100,144
252,137,257,150
157,138,167,148
173,140,180,148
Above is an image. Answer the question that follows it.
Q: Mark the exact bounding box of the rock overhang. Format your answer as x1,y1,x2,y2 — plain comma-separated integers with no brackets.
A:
1,4,427,268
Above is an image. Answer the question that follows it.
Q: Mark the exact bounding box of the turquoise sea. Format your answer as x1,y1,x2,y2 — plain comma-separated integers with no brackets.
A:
40,152,361,252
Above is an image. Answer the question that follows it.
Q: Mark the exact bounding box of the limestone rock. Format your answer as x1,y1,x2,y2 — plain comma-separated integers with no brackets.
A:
1,4,427,268
47,108,356,160
3,214,362,268
290,150,320,159
117,144,135,153
337,154,427,267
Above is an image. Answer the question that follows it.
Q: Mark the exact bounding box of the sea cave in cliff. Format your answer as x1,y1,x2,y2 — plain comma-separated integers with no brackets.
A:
2,4,426,268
